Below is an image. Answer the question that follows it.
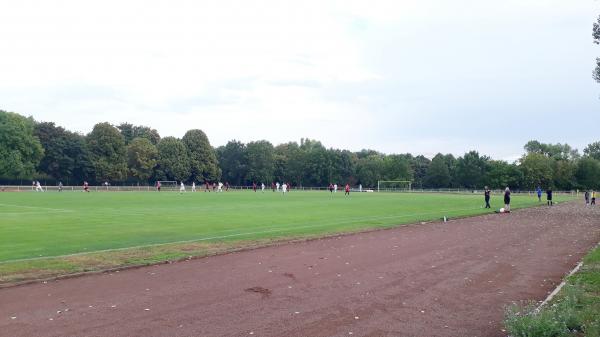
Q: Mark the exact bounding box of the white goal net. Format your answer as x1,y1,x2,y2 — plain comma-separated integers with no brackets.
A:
377,180,412,192
156,181,178,191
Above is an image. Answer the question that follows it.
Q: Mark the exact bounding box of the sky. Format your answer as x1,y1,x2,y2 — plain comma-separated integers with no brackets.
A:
1,0,599,161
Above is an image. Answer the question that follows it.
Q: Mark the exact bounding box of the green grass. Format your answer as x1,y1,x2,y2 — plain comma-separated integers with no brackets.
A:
504,244,600,337
0,190,571,283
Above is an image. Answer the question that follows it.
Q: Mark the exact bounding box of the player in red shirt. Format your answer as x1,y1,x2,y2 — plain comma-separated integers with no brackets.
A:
345,184,350,196
252,182,257,192
225,182,230,191
83,181,90,192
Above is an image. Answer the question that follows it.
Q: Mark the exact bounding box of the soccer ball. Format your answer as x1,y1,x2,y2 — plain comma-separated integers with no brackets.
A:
499,208,505,213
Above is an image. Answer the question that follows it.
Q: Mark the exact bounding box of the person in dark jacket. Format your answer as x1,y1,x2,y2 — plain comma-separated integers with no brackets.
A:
484,186,491,209
546,188,553,206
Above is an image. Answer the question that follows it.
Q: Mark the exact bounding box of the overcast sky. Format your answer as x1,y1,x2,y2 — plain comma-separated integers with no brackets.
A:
1,0,599,161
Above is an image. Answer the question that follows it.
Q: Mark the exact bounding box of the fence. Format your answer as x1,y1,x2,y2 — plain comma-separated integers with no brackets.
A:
0,184,579,196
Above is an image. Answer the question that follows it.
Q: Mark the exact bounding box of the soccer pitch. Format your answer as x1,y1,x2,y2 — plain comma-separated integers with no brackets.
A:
0,190,572,264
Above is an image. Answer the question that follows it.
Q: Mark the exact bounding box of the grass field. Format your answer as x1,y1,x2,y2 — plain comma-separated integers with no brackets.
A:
0,190,573,283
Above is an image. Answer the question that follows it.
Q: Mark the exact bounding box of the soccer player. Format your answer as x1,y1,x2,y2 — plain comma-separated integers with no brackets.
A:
225,182,229,191
329,183,333,193
536,186,542,202
205,181,211,192
58,181,63,192
584,190,590,206
156,181,161,192
271,182,275,192
83,181,90,192
212,182,216,192
276,182,280,192
35,181,44,192
261,183,265,192
180,181,186,194
503,187,511,212
192,182,196,192
546,188,553,206
282,183,287,194
484,186,491,208
334,184,338,193
253,182,257,192
345,183,350,196
217,182,223,192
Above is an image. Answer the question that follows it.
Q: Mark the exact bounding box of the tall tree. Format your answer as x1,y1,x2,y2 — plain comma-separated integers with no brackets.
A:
575,157,600,189
34,122,92,183
524,140,579,161
355,154,384,187
182,129,220,182
245,140,275,184
519,153,554,189
155,137,191,182
425,154,451,188
410,155,430,189
594,15,600,83
216,140,248,185
456,151,489,188
0,110,44,179
127,137,158,183
118,123,161,145
484,160,522,189
583,141,600,160
299,139,330,186
86,122,127,181
133,125,160,145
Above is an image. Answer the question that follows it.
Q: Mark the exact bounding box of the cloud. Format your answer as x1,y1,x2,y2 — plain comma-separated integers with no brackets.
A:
0,0,599,158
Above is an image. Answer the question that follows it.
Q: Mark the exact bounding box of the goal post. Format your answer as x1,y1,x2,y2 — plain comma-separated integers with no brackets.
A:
156,181,178,191
377,180,412,192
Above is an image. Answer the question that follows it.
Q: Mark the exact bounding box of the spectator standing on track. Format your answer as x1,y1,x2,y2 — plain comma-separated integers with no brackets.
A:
536,186,542,202
345,183,350,196
592,190,596,205
484,186,491,208
584,190,590,206
546,188,553,206
503,187,511,213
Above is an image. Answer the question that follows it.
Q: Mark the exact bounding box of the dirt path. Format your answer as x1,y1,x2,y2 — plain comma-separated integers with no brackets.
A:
1,202,599,337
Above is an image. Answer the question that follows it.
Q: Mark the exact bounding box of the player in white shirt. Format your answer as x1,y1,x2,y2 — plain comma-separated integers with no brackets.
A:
192,182,196,192
217,182,223,192
35,181,44,192
261,183,265,192
276,182,280,192
179,181,186,194
334,184,338,193
282,183,287,194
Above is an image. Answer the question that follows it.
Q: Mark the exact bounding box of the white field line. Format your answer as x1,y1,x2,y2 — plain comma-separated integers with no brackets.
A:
535,242,600,313
0,203,73,213
0,206,484,264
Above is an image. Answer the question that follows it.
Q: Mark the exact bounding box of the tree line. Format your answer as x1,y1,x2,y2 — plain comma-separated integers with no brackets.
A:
1,110,600,190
